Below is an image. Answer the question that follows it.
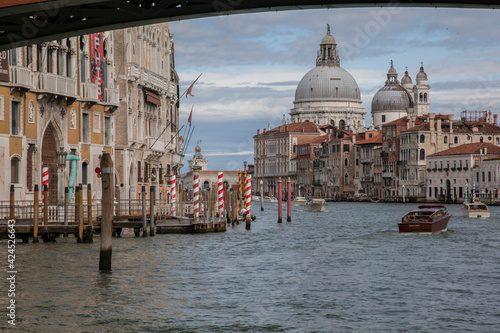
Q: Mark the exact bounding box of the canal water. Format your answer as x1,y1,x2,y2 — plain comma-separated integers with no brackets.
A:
1,202,500,332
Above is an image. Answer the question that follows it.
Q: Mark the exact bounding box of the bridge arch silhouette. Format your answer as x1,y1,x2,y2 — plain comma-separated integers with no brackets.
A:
0,0,498,51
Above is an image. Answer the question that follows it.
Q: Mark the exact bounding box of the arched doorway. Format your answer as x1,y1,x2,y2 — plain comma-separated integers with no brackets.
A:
41,124,59,203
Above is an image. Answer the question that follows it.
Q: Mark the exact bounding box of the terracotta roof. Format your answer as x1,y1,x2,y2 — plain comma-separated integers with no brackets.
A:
300,135,329,145
356,133,383,145
428,142,500,157
257,121,318,136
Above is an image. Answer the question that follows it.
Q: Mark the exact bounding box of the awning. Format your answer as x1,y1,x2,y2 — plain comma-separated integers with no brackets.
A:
145,90,161,106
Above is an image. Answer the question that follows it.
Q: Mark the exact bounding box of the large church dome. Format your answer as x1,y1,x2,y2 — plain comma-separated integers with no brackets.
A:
294,66,361,102
289,25,366,132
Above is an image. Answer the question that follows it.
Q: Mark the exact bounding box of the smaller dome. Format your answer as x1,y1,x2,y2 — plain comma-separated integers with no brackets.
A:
372,84,413,113
388,60,397,75
416,64,428,81
321,24,336,44
401,68,412,85
321,33,336,45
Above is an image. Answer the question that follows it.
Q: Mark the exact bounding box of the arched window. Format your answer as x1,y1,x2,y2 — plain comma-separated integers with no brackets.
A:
11,157,20,184
424,93,428,102
419,93,423,102
82,161,88,184
339,120,345,130
344,173,349,185
454,136,459,144
496,137,500,145
203,181,210,190
420,149,425,160
480,136,484,143
420,135,425,143
444,136,448,144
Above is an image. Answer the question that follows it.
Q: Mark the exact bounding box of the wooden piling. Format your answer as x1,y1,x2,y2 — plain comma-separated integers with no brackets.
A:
142,186,147,237
99,152,113,271
78,185,84,243
87,184,93,226
43,184,48,225
64,187,69,226
33,185,39,243
277,177,283,223
9,184,14,220
74,185,79,225
287,177,291,222
149,185,155,236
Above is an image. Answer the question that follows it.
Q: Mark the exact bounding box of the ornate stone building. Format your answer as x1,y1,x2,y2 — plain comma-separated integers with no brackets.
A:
0,33,119,203
113,23,181,202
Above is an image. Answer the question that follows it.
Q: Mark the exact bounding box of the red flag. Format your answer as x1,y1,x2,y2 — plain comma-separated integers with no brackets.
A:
186,73,202,98
188,106,193,126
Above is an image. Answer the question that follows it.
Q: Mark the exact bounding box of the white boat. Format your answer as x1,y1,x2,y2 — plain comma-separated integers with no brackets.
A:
251,195,261,202
263,196,278,203
304,198,327,212
291,197,308,206
462,201,490,218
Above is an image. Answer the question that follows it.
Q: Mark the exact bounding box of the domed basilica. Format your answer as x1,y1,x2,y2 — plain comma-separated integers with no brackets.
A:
290,25,366,132
290,26,430,132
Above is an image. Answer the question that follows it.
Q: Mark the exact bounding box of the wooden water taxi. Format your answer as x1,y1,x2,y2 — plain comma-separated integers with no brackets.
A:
399,204,451,233
304,199,327,212
462,202,490,218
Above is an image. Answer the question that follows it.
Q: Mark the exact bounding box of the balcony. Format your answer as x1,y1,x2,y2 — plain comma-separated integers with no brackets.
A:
103,87,120,107
146,137,164,152
362,176,373,182
36,72,77,98
361,157,373,164
10,66,33,90
80,82,100,104
382,171,393,178
397,160,407,166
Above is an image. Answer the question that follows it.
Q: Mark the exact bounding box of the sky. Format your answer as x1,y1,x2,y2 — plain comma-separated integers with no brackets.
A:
169,7,500,173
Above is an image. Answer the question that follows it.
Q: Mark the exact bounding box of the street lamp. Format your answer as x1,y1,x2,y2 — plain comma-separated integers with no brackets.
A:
57,146,67,168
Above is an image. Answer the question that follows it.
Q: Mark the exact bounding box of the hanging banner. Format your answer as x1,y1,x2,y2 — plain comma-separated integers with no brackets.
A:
0,50,9,82
90,33,105,101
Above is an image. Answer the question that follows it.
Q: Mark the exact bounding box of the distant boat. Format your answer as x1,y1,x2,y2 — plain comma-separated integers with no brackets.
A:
398,204,451,233
291,197,307,206
462,201,490,218
370,197,381,203
263,196,278,203
251,195,261,202
304,198,326,212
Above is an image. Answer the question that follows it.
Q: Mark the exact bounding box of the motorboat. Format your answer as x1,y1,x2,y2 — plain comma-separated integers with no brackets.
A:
462,201,490,218
251,195,261,202
263,196,278,203
304,198,326,212
399,204,451,233
291,197,307,206
370,197,381,203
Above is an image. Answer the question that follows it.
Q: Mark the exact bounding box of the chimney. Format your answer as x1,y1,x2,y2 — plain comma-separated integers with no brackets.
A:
494,114,498,126
489,110,492,124
436,116,442,132
257,129,260,135
263,128,266,134
429,113,436,131
352,134,356,143
448,114,454,133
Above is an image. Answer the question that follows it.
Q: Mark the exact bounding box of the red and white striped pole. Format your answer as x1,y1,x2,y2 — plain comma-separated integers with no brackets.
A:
245,174,252,224
217,172,224,217
42,167,49,223
170,174,176,216
193,172,200,222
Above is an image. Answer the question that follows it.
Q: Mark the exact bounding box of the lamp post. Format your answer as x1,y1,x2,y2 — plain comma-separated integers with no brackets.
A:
402,184,405,203
56,146,67,203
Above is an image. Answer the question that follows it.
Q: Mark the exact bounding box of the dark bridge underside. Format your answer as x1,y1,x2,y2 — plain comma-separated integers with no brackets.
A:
0,0,498,51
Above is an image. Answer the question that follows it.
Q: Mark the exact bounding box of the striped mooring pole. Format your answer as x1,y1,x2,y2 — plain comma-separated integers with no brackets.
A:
193,171,200,222
217,172,224,217
42,167,49,223
170,174,176,216
245,174,252,229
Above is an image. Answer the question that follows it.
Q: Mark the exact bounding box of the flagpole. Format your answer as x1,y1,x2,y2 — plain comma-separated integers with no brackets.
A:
184,125,196,154
149,120,172,149
180,73,202,98
164,125,185,150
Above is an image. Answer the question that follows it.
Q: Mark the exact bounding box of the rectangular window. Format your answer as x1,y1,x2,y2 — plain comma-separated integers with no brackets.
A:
382,115,386,123
104,116,110,145
11,158,20,184
82,162,88,185
11,100,21,135
343,144,350,152
93,112,101,133
82,113,89,142
137,161,142,182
